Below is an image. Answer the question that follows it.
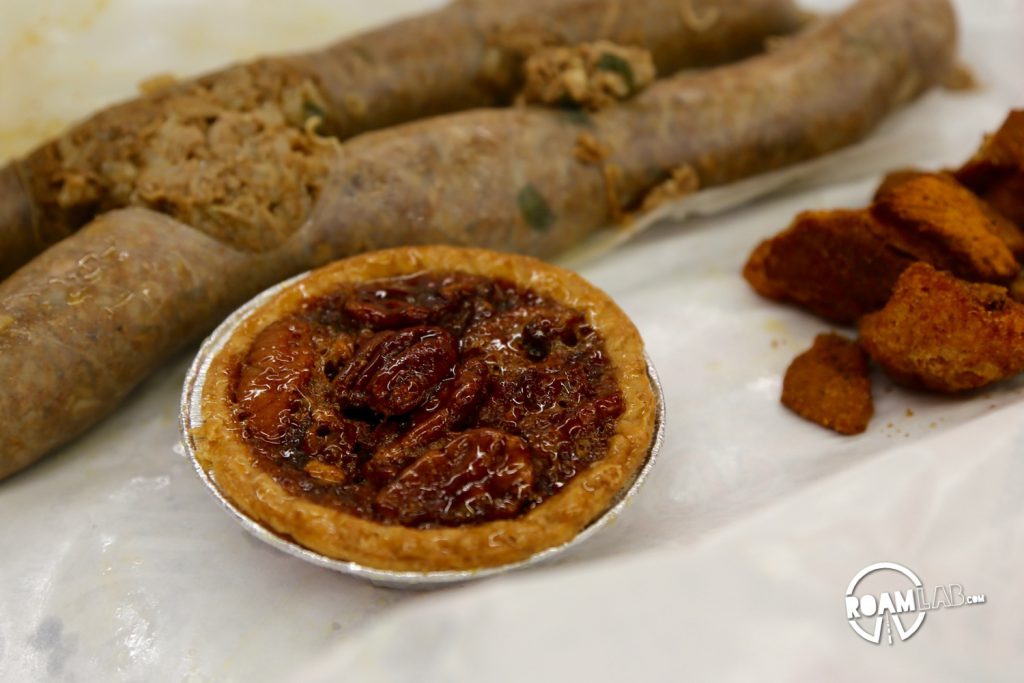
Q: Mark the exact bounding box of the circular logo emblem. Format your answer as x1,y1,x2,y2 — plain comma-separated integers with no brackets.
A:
845,562,925,644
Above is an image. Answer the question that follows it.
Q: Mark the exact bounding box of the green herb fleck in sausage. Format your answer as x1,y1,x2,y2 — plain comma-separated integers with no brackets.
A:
517,184,556,232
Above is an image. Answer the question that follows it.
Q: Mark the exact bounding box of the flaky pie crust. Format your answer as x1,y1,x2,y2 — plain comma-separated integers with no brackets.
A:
193,246,656,572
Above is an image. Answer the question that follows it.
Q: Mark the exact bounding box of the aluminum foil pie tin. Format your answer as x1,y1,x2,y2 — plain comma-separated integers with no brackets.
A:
180,273,666,589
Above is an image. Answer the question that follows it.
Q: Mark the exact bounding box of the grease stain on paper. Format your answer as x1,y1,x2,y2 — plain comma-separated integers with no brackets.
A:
27,616,78,676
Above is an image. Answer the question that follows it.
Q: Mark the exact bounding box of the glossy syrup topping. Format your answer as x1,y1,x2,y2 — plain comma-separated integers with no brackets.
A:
232,271,624,528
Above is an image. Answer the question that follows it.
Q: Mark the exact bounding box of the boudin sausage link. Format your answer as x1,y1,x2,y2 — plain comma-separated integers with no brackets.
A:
307,0,955,258
0,0,955,479
299,0,811,139
0,208,302,479
0,0,806,280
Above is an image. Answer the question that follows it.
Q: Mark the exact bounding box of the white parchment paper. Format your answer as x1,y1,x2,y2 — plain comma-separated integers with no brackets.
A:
1,1,1022,681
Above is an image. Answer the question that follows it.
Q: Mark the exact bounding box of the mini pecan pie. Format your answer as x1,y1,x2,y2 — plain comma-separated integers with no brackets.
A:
192,246,656,572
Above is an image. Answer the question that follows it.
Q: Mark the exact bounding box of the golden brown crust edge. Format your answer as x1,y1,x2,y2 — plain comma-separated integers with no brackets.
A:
193,246,656,572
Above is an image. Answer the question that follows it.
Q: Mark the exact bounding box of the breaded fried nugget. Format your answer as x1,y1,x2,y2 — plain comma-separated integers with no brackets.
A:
743,209,914,324
781,333,873,435
874,170,1024,259
870,173,1020,283
980,174,1024,227
743,239,786,300
956,110,1024,226
1010,272,1024,304
872,168,927,201
859,262,1024,392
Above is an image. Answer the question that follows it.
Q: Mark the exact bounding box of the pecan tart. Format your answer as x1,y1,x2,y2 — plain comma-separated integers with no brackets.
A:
188,246,657,573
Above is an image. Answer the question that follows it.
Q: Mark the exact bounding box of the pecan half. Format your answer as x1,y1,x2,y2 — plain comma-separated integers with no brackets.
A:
374,428,535,526
365,357,487,485
343,293,433,329
333,326,457,415
236,319,315,444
